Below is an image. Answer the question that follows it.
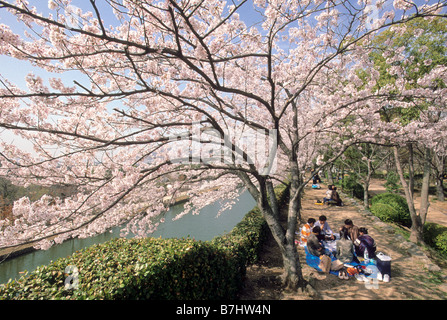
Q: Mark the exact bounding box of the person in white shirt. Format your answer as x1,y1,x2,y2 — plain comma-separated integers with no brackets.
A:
314,215,335,241
323,185,333,204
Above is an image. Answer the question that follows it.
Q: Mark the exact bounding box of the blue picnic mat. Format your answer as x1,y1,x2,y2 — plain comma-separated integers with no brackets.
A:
304,246,378,279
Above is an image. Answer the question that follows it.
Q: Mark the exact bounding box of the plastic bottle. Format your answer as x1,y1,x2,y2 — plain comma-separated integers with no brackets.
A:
364,249,369,264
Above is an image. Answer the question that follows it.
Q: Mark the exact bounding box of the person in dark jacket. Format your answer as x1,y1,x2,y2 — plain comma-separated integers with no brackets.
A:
331,186,343,206
354,227,376,258
307,226,324,257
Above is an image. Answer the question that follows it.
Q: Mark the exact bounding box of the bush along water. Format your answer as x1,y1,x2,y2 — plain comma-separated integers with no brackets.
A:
0,185,289,300
0,214,265,300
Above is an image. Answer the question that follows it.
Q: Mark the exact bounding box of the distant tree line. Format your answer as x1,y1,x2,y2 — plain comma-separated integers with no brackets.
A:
0,177,76,221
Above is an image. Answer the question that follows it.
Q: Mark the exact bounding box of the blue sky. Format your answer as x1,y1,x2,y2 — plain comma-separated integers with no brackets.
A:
0,0,262,90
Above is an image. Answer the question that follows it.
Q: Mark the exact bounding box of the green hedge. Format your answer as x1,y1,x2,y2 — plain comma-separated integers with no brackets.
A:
342,175,364,200
0,213,265,300
0,238,242,300
370,192,411,227
423,222,447,257
0,185,289,300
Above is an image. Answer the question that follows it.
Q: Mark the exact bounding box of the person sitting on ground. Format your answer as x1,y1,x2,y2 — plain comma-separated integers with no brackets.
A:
354,227,377,259
307,226,333,273
300,218,316,245
312,172,321,184
314,215,335,241
307,226,324,257
331,185,343,206
323,185,333,204
343,219,359,243
312,173,321,189
336,227,355,264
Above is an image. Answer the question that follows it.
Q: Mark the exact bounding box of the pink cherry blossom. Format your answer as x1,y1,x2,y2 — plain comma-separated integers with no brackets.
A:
0,0,445,289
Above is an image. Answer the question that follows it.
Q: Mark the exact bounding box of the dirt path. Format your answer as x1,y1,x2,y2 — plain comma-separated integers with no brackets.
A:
239,180,447,300
368,178,447,227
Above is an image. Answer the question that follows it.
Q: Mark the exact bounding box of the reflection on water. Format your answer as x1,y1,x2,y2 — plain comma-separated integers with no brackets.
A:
0,191,255,284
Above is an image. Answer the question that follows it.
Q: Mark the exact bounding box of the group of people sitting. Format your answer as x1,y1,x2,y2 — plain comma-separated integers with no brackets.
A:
323,185,343,206
299,215,377,265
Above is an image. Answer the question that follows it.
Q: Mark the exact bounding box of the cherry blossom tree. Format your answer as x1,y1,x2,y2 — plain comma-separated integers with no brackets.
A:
370,15,447,243
338,143,391,207
0,0,446,290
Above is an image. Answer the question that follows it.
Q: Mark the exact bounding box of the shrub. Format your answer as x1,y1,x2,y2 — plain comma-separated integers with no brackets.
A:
384,171,401,193
342,174,364,200
423,223,447,257
370,202,399,223
370,192,411,227
0,222,265,300
0,185,290,300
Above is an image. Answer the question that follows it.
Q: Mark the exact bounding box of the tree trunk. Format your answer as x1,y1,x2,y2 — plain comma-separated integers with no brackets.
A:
327,164,334,185
256,177,306,290
434,152,445,202
266,179,280,220
258,203,305,290
262,90,306,291
436,175,445,202
283,164,305,289
363,159,372,208
408,147,430,243
409,215,425,244
279,186,306,290
393,146,425,244
408,143,415,198
419,147,431,226
280,236,306,290
363,182,370,208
